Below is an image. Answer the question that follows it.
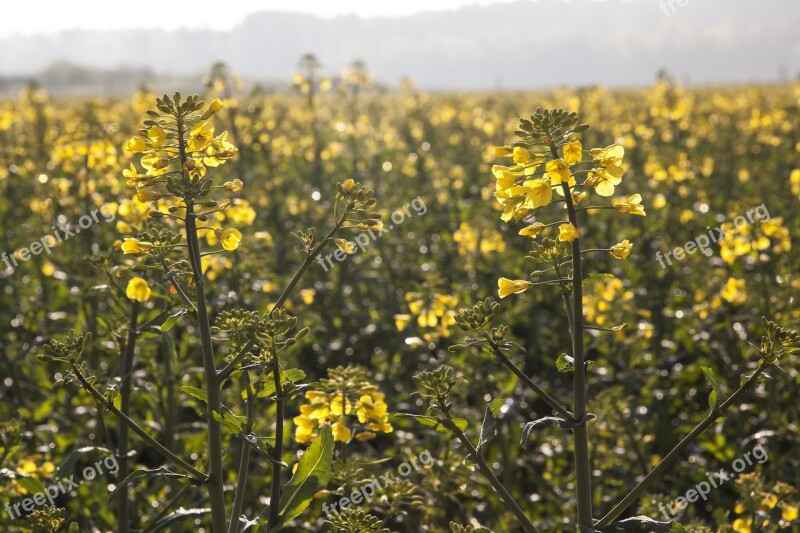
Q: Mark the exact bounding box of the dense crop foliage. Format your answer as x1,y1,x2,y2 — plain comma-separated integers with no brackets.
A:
0,65,799,532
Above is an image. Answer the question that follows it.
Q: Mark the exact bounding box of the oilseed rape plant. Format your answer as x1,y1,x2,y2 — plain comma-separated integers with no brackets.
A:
409,108,800,532
2,65,800,532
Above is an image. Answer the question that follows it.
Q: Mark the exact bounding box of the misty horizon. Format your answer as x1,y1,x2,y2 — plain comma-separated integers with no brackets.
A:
1,0,798,92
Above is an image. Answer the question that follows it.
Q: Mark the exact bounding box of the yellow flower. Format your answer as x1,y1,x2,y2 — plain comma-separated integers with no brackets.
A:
136,188,161,202
613,194,646,216
355,392,392,435
188,121,214,152
335,239,356,254
732,517,752,533
126,277,151,302
141,153,169,177
204,131,238,166
558,223,580,242
762,495,779,509
209,98,224,112
591,143,625,169
519,222,545,238
122,163,141,183
720,277,746,304
330,395,354,416
588,168,623,197
300,288,316,304
223,179,244,192
512,146,531,164
610,240,632,260
493,146,511,156
492,165,517,191
782,504,798,521
16,460,38,475
331,416,351,442
546,158,572,185
147,126,167,148
394,313,411,330
293,414,318,444
124,136,146,153
571,191,588,205
121,238,153,254
219,228,242,251
563,140,583,166
341,178,355,191
589,144,625,196
522,178,552,209
498,277,532,298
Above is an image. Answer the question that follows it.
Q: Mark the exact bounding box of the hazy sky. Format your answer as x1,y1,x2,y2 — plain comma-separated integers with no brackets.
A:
1,0,519,36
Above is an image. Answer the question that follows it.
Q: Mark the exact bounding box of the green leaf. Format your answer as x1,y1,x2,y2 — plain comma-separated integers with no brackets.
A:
147,507,210,532
451,418,469,432
520,417,567,448
15,476,47,495
396,413,467,433
254,368,307,399
181,386,207,404
161,309,187,332
278,425,334,527
108,468,188,503
396,414,450,433
477,408,497,452
608,515,687,532
55,446,113,479
211,411,248,435
700,366,720,410
556,353,574,373
488,398,506,417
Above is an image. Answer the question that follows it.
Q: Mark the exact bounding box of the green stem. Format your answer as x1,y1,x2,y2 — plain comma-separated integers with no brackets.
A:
141,482,191,533
484,337,574,422
177,112,228,533
217,339,258,385
596,363,769,528
550,140,593,527
273,209,349,309
228,371,255,533
267,355,284,531
440,401,538,533
118,301,139,533
71,364,206,480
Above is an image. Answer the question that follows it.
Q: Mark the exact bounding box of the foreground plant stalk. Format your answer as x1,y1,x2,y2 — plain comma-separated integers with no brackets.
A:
177,113,227,532
267,353,284,530
228,371,255,533
550,139,593,528
117,301,139,533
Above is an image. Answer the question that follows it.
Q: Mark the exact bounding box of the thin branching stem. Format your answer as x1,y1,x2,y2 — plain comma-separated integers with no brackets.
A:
484,336,575,422
596,362,770,527
440,401,539,533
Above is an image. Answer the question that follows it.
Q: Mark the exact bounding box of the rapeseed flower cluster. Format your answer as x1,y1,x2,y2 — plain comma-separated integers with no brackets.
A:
294,366,393,444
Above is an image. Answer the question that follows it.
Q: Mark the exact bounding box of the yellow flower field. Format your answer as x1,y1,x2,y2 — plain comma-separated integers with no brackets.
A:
0,66,799,532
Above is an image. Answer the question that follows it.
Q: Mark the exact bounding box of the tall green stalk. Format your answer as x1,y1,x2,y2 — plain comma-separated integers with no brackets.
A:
267,353,284,531
550,139,593,528
118,301,139,533
177,114,228,532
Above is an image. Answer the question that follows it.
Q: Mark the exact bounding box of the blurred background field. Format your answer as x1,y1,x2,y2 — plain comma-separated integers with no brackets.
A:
1,1,799,532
